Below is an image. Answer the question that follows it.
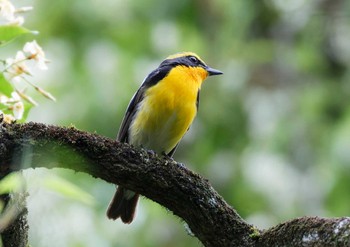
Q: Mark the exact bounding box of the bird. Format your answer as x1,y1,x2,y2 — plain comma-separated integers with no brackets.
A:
106,52,223,224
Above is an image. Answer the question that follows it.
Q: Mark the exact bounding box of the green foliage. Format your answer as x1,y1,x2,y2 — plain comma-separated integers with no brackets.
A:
0,172,23,195
326,169,350,215
42,174,95,206
0,25,31,46
0,74,12,97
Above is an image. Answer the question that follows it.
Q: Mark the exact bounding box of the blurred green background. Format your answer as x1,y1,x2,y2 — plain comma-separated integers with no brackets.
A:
6,0,350,246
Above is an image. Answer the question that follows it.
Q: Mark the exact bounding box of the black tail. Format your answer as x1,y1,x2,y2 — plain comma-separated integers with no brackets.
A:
106,186,139,224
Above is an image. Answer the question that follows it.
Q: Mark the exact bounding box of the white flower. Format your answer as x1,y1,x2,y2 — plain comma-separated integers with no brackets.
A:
0,0,26,26
10,15,24,26
0,0,16,23
11,91,21,101
1,112,16,123
15,6,33,13
4,51,31,82
23,40,48,70
0,95,9,104
0,92,20,104
12,101,24,119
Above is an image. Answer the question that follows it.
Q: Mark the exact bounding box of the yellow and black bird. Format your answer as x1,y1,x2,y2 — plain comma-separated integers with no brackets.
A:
107,52,222,224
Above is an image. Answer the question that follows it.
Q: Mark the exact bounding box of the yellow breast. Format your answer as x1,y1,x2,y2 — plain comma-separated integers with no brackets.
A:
129,66,207,154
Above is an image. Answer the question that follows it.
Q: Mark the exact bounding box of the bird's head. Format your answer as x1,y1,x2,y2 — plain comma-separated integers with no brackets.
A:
160,52,223,82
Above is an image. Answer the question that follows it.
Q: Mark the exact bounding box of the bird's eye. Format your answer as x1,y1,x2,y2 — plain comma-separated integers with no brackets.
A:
189,56,199,64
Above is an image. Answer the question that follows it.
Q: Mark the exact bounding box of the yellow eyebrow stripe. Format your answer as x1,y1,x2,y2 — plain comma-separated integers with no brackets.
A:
166,52,202,60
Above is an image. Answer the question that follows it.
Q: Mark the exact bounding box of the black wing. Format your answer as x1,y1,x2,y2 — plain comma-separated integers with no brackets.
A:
196,89,200,110
117,66,172,143
116,87,144,142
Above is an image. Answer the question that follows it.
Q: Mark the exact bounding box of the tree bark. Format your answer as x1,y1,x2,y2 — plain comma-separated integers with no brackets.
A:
0,193,28,247
0,122,349,246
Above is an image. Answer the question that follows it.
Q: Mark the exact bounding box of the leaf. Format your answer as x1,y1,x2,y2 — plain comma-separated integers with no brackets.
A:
0,172,23,195
0,74,13,97
0,25,31,46
43,175,95,205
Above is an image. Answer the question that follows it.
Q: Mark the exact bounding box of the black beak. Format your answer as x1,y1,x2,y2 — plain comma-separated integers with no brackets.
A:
206,66,223,76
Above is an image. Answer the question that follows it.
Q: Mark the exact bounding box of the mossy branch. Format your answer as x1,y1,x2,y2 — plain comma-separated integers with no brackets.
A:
0,122,349,247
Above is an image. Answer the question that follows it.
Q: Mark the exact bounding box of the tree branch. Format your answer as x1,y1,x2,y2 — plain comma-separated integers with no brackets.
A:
0,122,349,247
0,193,28,247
